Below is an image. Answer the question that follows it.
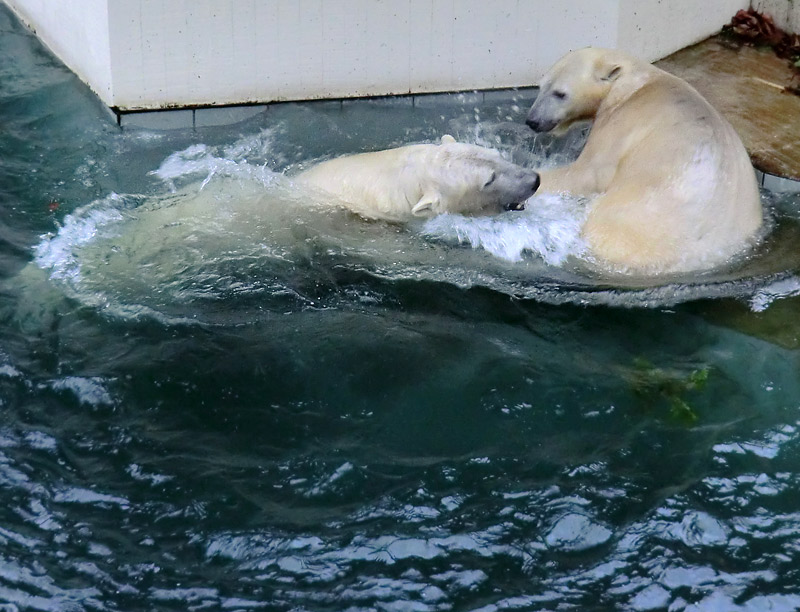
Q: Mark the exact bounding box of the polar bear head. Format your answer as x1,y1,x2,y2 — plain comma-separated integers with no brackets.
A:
410,135,540,217
526,48,634,133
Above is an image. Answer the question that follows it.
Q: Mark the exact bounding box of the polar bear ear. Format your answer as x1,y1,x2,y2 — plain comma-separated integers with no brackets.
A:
600,64,622,82
440,134,457,144
412,191,441,216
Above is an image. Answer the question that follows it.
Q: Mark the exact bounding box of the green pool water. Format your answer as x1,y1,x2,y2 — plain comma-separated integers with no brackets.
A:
2,5,800,611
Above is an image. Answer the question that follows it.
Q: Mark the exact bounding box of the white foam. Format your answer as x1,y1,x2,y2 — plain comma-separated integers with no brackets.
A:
48,376,115,408
52,486,129,507
150,129,279,192
33,129,284,289
27,123,800,318
34,193,128,282
748,275,800,312
421,192,588,266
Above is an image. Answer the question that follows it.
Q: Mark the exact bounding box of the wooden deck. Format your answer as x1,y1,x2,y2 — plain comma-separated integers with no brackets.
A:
657,36,800,180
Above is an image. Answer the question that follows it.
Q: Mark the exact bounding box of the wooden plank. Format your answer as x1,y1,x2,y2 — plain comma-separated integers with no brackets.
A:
657,37,800,180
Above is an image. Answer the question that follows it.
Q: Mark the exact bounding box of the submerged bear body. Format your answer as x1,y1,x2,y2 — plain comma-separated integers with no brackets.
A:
294,136,540,223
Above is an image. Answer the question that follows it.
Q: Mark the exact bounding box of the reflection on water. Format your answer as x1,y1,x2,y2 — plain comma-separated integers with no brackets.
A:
3,3,800,611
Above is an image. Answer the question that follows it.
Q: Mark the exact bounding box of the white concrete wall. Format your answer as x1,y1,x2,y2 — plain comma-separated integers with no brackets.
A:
618,0,749,62
105,0,622,110
3,0,755,111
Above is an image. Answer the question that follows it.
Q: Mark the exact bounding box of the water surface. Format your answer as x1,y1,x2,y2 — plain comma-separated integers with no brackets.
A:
3,6,800,611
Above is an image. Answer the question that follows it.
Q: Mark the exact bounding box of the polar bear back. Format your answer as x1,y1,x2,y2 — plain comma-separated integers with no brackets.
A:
529,48,763,275
295,145,428,221
583,70,761,272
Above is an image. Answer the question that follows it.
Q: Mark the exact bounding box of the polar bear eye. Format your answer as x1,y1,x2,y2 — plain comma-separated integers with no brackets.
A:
552,90,568,100
483,171,497,188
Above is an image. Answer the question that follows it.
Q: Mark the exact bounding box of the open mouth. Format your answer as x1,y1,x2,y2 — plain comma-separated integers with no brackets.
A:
505,202,526,211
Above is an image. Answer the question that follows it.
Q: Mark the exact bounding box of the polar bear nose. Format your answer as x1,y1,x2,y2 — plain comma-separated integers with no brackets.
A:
525,116,542,131
521,170,540,196
526,116,556,133
526,113,558,133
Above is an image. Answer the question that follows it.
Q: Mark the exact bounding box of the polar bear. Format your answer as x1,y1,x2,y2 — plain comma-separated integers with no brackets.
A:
526,47,763,275
293,135,540,223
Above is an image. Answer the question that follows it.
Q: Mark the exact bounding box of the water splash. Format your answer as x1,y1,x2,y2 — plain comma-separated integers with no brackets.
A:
421,192,588,266
151,132,280,193
748,276,800,312
26,124,800,324
34,193,130,282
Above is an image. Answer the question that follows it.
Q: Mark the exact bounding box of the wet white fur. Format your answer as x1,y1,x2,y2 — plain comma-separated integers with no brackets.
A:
294,135,540,223
527,48,762,275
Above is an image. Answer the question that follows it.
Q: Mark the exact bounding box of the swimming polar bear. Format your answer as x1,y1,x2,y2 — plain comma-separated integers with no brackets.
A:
526,47,763,275
293,135,540,223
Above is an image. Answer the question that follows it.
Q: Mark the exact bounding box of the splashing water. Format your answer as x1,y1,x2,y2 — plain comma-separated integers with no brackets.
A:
151,130,281,192
421,192,589,266
34,194,129,282
27,116,800,324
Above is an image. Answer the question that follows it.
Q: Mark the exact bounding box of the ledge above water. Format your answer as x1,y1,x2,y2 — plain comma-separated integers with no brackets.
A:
114,87,538,131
